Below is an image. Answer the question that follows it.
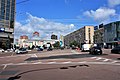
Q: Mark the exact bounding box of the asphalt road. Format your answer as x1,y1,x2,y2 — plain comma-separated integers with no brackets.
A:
0,49,120,80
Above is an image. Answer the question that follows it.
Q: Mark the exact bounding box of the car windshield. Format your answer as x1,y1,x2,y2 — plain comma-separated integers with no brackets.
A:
0,0,120,80
19,48,26,50
94,47,101,49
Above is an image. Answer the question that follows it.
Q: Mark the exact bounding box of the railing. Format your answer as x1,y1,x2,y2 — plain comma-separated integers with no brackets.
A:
0,33,13,38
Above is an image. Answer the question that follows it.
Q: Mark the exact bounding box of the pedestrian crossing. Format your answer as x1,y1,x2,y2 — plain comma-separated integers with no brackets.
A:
1,56,120,66
90,57,119,63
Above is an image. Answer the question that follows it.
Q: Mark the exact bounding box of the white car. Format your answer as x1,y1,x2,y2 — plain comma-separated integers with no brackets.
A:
81,44,91,52
0,48,4,52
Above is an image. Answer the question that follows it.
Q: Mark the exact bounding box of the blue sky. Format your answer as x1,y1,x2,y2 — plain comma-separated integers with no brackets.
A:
15,0,120,40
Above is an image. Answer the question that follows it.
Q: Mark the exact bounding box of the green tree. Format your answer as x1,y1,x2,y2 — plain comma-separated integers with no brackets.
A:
53,41,60,49
69,41,79,47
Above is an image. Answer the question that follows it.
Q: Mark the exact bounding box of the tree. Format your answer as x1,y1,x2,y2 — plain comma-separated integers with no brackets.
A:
53,41,60,49
69,41,79,47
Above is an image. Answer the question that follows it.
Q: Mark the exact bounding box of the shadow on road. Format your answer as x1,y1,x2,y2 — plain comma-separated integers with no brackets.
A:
25,53,108,61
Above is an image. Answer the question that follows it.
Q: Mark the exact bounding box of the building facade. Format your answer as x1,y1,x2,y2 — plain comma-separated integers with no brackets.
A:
104,21,120,48
0,0,16,49
64,26,94,48
94,25,104,47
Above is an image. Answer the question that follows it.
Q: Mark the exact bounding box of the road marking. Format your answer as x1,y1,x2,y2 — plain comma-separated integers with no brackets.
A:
47,62,56,64
103,59,111,62
2,65,7,70
96,57,102,60
1,61,120,66
111,61,118,63
30,54,38,57
61,61,72,64
34,54,38,57
0,64,7,74
33,62,42,64
78,61,87,63
91,57,97,59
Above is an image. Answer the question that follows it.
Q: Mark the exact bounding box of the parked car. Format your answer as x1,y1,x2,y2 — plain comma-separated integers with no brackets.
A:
89,46,102,55
47,47,53,51
15,48,28,54
60,47,64,50
111,46,120,54
4,49,13,53
0,48,4,52
37,47,43,51
81,44,91,52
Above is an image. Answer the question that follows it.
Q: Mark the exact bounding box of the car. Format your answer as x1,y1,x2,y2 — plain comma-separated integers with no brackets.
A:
37,47,43,51
4,49,13,53
0,48,4,52
89,46,102,55
47,47,53,51
111,46,120,54
16,48,28,54
60,47,64,50
81,44,91,52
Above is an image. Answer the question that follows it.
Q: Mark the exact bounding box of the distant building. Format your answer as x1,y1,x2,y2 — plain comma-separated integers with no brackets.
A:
64,26,94,48
16,35,59,48
0,0,16,49
104,21,120,48
19,35,29,48
94,27,104,47
94,26,99,30
59,35,64,47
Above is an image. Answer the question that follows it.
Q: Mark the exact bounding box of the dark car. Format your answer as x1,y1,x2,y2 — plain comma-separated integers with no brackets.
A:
47,47,53,51
111,46,120,54
37,47,43,51
89,46,102,55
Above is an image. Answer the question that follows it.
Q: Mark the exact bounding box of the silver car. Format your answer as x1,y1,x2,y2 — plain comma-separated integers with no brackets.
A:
16,48,28,54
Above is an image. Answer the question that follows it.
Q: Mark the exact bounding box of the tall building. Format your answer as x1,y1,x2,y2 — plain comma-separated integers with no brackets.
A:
64,26,94,48
0,0,16,49
104,21,120,48
94,24,104,47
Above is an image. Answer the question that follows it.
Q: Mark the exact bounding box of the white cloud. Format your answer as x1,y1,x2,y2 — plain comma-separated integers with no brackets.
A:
15,13,76,40
108,0,120,7
83,7,116,23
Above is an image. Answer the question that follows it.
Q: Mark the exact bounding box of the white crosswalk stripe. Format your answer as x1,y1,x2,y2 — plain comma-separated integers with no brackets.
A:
90,57,120,63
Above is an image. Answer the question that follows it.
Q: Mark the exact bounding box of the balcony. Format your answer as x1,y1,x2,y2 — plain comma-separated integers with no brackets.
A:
0,33,13,38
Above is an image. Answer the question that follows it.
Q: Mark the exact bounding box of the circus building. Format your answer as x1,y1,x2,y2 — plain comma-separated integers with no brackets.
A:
18,35,29,48
16,32,59,48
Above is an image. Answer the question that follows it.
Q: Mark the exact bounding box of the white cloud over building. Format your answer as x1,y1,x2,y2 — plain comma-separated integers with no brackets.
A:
83,7,116,23
15,13,76,40
108,0,120,7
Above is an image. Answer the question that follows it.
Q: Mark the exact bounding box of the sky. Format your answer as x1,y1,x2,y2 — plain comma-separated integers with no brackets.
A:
15,0,120,40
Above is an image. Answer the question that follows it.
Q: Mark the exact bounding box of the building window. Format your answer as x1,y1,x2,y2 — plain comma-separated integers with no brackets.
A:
88,28,91,43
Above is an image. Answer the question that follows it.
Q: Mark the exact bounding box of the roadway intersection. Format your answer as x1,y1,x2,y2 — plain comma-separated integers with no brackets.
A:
0,49,120,80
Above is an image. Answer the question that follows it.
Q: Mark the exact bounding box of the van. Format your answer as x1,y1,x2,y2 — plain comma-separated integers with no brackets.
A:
81,44,91,52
